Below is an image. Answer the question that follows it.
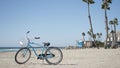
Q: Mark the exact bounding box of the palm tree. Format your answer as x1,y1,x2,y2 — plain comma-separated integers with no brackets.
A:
96,33,102,47
109,18,119,42
113,18,119,42
110,30,115,48
109,18,119,49
109,20,114,42
82,0,98,48
93,34,99,48
100,33,102,41
97,33,102,40
87,31,92,41
109,20,114,31
82,32,86,47
101,0,112,48
82,32,85,42
97,33,100,38
93,34,96,40
110,30,115,41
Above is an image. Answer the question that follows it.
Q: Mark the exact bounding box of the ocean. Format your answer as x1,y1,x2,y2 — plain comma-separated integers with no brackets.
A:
0,47,20,52
0,47,65,52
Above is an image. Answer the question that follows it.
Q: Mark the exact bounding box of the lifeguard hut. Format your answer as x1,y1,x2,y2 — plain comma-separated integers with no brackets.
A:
76,40,83,48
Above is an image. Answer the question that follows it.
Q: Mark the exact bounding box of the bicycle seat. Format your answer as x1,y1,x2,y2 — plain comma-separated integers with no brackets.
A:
34,37,40,39
43,42,50,46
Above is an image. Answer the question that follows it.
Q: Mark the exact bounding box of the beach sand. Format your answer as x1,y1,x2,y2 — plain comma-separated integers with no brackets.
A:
0,48,120,68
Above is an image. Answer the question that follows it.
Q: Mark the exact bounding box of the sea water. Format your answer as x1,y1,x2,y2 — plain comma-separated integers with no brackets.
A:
0,47,20,52
0,46,65,52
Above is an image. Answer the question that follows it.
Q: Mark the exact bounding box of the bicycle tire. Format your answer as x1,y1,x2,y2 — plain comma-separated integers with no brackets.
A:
15,47,31,64
45,47,63,65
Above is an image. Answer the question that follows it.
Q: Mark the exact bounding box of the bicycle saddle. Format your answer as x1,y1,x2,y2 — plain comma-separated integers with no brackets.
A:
43,42,50,46
34,37,40,39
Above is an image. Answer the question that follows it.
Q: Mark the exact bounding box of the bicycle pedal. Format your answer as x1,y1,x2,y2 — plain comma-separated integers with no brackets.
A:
37,57,42,59
37,57,44,60
37,54,45,60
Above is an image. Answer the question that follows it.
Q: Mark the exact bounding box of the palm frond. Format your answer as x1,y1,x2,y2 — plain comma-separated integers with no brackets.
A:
101,4,105,9
110,30,115,33
93,34,96,39
87,31,91,36
114,18,118,25
97,33,99,36
107,0,112,4
100,33,102,36
107,7,110,10
109,20,114,24
102,0,104,2
82,0,88,3
89,0,95,4
82,32,86,36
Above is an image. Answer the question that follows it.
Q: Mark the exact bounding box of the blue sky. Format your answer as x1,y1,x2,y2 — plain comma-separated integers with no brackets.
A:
0,0,120,47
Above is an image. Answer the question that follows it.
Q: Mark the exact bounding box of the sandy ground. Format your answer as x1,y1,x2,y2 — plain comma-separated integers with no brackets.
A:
0,48,120,68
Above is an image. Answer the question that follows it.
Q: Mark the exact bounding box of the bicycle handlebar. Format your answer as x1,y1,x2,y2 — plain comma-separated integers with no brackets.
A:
26,31,30,34
26,31,40,41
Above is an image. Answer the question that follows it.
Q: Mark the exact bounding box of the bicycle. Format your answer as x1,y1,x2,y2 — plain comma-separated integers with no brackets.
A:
15,31,63,65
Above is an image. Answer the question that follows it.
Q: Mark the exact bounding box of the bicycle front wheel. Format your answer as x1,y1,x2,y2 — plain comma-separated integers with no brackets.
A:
15,47,31,64
45,47,63,65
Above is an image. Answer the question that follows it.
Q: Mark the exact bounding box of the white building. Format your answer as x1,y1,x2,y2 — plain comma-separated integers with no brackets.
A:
116,31,120,41
108,31,120,42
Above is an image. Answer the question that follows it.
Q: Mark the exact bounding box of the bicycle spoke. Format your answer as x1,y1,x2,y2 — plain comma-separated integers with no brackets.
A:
15,48,31,64
45,47,63,65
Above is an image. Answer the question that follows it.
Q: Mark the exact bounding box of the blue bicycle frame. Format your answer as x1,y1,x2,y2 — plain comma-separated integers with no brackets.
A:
20,31,53,59
26,40,49,58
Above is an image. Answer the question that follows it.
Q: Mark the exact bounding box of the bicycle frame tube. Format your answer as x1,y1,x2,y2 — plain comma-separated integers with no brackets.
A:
27,42,49,57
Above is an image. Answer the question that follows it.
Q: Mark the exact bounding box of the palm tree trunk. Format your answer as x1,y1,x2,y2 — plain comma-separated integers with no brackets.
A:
114,24,117,42
87,3,98,49
104,1,109,48
111,32,114,48
83,36,85,42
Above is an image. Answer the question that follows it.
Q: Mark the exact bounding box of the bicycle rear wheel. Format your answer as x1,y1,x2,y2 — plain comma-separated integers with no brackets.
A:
45,47,63,65
15,47,31,64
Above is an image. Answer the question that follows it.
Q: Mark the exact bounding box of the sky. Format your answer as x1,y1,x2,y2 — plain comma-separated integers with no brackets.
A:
0,0,120,47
